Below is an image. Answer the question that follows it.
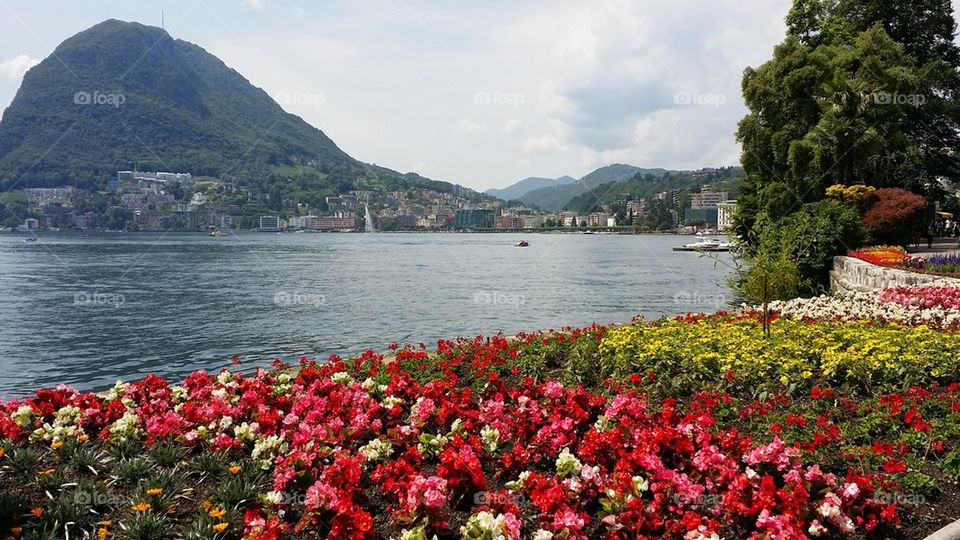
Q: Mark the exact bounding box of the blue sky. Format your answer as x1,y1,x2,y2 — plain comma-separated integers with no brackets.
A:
1,0,958,191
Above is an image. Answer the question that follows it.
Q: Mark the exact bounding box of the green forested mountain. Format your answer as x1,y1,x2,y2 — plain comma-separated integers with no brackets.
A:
518,164,668,210
564,167,743,214
0,19,471,198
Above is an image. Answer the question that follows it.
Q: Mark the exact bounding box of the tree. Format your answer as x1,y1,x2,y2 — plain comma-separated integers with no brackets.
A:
862,188,927,244
735,0,960,240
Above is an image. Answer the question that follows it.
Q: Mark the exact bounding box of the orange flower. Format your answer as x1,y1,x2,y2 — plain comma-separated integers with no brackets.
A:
131,501,151,512
97,527,109,540
212,522,229,533
208,507,226,519
78,433,90,442
0,448,6,459
51,441,64,449
228,464,241,475
30,507,44,518
10,526,23,536
37,468,56,476
201,500,212,511
146,488,163,496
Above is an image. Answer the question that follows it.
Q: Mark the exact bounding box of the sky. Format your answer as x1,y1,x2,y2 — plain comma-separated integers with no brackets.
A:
0,0,958,192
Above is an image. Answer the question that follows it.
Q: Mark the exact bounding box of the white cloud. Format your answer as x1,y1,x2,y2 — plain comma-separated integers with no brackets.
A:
0,54,40,80
455,118,485,134
501,118,521,134
242,0,265,10
522,133,567,153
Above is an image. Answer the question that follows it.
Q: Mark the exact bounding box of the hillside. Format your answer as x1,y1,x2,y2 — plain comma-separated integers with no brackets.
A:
0,19,468,198
484,175,575,201
564,167,744,213
518,164,667,211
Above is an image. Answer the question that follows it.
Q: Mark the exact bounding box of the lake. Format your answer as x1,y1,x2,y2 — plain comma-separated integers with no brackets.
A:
0,231,735,398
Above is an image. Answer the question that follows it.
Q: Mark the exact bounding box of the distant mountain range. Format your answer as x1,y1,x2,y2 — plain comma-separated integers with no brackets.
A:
0,19,477,199
489,164,669,211
483,175,576,201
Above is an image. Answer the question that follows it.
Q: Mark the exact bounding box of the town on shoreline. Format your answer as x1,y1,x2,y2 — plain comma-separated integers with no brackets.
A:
4,169,738,235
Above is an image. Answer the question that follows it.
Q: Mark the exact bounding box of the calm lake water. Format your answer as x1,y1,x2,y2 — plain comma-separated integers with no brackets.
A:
0,231,735,398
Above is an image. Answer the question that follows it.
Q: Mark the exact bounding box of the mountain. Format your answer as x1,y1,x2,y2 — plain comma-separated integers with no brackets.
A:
564,167,744,214
484,175,575,201
0,19,471,198
518,164,667,211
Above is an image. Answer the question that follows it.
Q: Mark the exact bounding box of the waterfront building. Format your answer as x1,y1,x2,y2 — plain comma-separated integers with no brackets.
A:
453,209,495,230
315,216,361,231
259,216,281,232
717,200,737,232
691,190,729,209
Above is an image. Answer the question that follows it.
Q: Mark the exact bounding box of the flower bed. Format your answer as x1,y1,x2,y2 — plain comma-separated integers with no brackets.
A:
848,246,908,267
769,290,960,330
879,286,960,310
1,319,960,539
849,246,960,279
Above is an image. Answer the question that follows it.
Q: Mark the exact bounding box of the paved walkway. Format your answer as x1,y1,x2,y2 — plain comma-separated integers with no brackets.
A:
906,239,960,256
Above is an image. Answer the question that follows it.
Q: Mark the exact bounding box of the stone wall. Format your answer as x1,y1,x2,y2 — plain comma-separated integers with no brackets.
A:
830,256,960,293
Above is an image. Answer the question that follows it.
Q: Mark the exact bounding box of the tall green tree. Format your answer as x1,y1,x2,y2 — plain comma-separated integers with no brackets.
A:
735,0,960,239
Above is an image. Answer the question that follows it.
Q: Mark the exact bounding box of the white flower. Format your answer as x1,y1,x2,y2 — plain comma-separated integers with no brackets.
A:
108,411,143,442
632,475,649,494
217,370,235,386
461,511,512,540
264,490,285,505
480,425,500,453
556,447,582,478
331,372,352,384
11,405,35,427
382,396,404,408
532,530,554,540
252,435,288,469
104,380,129,401
359,438,393,463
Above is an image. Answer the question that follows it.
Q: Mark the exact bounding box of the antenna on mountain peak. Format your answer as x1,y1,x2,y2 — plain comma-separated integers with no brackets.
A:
161,10,165,30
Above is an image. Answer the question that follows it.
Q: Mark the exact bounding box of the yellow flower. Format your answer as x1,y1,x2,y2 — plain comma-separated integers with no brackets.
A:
208,507,227,519
97,527,109,540
51,441,64,449
212,522,229,533
228,464,241,475
146,488,163,496
131,501,151,512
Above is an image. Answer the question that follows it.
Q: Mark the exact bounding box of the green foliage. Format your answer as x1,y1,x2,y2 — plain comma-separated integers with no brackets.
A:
732,201,864,326
187,449,229,477
122,511,170,540
7,446,41,474
942,448,960,480
735,0,960,239
148,442,184,467
114,457,153,483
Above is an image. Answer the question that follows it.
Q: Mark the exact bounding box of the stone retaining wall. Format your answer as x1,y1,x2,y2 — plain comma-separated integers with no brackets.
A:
830,256,960,293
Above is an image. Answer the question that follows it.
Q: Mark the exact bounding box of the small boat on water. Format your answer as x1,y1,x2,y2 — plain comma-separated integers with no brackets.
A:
672,238,731,252
209,230,227,237
515,240,529,247
24,236,38,243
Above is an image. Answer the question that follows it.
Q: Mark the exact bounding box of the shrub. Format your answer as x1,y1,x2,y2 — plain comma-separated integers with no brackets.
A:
862,188,927,245
736,201,866,303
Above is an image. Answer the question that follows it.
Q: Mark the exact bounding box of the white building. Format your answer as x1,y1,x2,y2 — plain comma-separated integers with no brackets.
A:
717,200,737,232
